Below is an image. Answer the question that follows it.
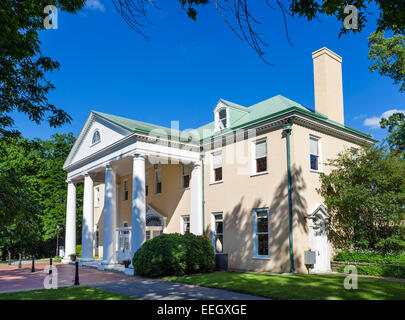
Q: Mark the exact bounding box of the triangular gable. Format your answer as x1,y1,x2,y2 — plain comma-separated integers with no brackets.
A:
63,111,132,170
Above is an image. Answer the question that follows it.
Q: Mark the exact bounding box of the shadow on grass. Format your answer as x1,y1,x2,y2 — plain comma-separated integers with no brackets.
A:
163,271,405,300
0,286,133,300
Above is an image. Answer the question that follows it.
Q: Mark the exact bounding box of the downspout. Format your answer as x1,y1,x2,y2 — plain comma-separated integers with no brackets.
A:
201,150,206,235
283,120,295,274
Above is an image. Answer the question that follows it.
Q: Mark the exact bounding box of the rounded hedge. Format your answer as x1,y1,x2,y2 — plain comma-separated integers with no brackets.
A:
132,233,215,277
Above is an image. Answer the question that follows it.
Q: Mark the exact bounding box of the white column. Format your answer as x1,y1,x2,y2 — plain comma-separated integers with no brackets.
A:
101,164,117,265
190,162,202,235
81,173,94,262
63,180,76,262
129,154,146,269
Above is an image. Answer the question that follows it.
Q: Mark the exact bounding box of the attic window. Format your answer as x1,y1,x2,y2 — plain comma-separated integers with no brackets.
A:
218,108,227,129
92,130,101,144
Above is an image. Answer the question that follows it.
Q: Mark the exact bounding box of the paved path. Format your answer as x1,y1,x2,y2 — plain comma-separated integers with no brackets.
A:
91,279,268,300
0,264,266,300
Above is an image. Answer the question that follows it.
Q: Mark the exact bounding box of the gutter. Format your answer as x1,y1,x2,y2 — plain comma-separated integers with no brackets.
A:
201,150,206,235
283,120,295,274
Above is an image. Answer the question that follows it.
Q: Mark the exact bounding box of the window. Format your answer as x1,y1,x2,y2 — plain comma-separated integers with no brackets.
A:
254,139,267,173
310,136,321,171
123,179,129,201
181,164,191,189
155,169,162,194
145,174,149,196
253,208,270,258
92,130,101,144
94,186,100,207
212,213,224,253
218,108,227,129
181,215,190,235
95,225,99,248
212,151,222,182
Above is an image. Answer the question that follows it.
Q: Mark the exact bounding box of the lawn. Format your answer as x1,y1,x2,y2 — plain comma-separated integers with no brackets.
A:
0,286,133,300
163,272,405,300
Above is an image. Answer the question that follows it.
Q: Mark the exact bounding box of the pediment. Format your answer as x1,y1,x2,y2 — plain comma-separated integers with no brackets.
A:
63,112,132,170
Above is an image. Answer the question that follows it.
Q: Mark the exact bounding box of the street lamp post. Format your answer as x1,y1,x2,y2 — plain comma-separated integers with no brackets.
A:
56,224,60,257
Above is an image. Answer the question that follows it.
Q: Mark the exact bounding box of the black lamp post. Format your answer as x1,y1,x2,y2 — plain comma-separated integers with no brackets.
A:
56,224,60,257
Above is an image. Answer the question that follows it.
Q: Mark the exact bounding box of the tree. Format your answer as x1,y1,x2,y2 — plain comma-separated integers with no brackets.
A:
0,0,85,138
380,112,405,155
368,32,405,93
318,147,405,253
113,0,405,64
0,133,83,259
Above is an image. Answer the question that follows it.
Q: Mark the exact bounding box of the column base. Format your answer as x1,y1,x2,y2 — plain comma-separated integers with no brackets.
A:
80,257,95,263
124,268,134,276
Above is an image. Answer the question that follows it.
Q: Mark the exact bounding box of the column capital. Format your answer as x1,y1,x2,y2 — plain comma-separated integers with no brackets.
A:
104,163,112,169
132,153,146,160
192,161,201,169
66,179,76,185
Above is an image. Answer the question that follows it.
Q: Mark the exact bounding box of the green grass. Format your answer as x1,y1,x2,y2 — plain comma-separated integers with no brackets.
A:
338,264,405,279
0,286,134,300
163,272,405,300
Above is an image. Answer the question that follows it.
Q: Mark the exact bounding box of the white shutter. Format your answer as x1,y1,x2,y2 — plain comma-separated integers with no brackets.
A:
213,152,222,169
255,140,267,159
310,137,319,155
155,170,162,182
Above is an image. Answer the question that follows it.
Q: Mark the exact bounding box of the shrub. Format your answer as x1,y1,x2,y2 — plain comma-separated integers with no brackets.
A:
133,233,215,278
76,245,82,258
334,250,405,265
338,264,405,279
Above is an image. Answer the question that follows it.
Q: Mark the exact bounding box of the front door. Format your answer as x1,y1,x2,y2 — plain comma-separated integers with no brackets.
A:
116,227,131,262
310,213,331,272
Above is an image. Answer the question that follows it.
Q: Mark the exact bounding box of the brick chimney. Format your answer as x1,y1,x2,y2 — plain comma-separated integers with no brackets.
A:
312,47,344,124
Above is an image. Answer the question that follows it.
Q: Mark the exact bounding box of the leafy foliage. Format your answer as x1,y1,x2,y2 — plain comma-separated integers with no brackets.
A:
335,250,405,265
0,0,85,138
0,133,83,259
133,233,215,277
368,32,405,92
318,147,405,253
338,264,405,279
380,112,405,155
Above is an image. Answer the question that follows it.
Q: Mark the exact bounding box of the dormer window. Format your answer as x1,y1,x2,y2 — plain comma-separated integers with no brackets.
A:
218,108,227,130
92,130,101,145
214,106,229,132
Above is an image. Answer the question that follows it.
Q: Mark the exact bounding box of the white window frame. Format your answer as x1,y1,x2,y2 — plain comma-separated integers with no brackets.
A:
94,186,100,208
309,135,322,172
91,129,101,146
251,138,268,176
123,179,129,202
211,151,223,184
180,215,190,235
180,164,191,189
211,213,224,254
252,208,270,259
154,168,162,195
214,105,230,132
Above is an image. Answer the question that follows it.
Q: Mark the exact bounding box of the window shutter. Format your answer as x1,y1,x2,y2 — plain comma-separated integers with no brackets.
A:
255,140,267,159
156,170,162,182
310,138,318,155
213,152,222,169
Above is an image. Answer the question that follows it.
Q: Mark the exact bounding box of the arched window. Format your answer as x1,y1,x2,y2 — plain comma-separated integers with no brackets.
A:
218,108,227,129
92,130,101,144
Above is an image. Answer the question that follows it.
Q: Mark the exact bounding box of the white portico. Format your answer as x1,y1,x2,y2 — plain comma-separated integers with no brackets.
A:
62,111,202,273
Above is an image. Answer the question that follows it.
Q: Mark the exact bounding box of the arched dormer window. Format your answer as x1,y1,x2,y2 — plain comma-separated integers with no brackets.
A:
92,130,101,144
218,108,227,129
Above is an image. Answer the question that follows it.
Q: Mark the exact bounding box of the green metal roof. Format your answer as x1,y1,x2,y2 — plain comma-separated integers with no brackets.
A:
92,94,373,143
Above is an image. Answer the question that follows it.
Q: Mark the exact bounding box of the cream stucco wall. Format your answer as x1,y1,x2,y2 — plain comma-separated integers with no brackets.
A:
91,122,364,273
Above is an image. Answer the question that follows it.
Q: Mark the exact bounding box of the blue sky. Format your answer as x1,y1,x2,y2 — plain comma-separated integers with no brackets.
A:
13,0,404,142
